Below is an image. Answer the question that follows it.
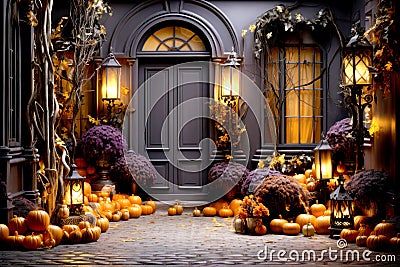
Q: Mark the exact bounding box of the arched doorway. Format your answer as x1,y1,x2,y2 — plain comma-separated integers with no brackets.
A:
136,23,212,201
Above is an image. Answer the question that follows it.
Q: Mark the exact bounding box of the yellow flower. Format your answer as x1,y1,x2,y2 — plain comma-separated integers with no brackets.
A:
249,24,257,32
368,118,379,137
225,155,233,160
257,160,265,169
266,32,273,39
241,29,248,37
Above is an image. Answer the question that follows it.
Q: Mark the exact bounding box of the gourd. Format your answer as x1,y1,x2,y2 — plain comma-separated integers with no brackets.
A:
121,209,130,220
112,211,122,222
282,221,300,235
96,218,110,233
26,210,50,232
293,174,306,184
295,213,316,229
339,228,359,242
373,221,395,238
128,195,142,205
254,220,267,235
68,229,82,243
389,233,400,252
62,224,80,233
0,224,10,240
218,206,233,218
81,226,101,243
366,234,389,251
229,199,242,216
58,203,70,219
314,215,330,234
22,233,43,250
356,235,368,247
302,222,315,237
193,207,201,217
310,201,326,218
202,207,217,217
8,215,28,235
102,210,113,220
269,215,288,234
87,193,99,203
78,220,91,230
306,181,316,192
168,207,177,216
128,205,142,218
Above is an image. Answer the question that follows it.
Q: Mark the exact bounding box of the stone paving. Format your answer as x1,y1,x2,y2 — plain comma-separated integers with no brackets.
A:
0,203,399,266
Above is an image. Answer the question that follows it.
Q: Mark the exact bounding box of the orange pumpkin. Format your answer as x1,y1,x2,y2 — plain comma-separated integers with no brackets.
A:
373,221,395,238
6,231,25,249
314,215,330,234
354,215,369,230
193,207,201,217
356,235,368,247
62,224,80,233
146,199,157,212
22,233,42,250
173,203,183,215
141,205,153,215
68,229,82,243
84,182,92,196
211,200,229,212
295,213,316,229
8,215,28,235
270,215,288,234
310,201,326,218
293,174,306,184
202,207,217,217
78,220,91,230
128,205,142,218
358,224,372,237
218,206,233,218
282,221,301,235
340,228,359,242
0,224,10,240
112,211,122,222
47,225,63,246
366,234,389,251
86,165,96,175
389,233,400,252
118,199,131,209
87,193,98,203
255,220,267,235
96,218,110,233
128,195,142,205
81,226,101,243
168,207,177,216
26,210,50,232
229,199,243,216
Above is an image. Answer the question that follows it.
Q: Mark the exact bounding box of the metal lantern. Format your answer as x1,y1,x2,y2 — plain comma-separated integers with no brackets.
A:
329,175,354,238
100,52,121,101
220,47,241,111
64,164,84,215
314,137,333,203
341,36,373,172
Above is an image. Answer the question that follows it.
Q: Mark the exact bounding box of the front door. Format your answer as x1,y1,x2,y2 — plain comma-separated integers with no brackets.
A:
138,59,211,201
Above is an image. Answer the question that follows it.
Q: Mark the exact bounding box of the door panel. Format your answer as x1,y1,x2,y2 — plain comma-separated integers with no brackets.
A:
138,60,210,199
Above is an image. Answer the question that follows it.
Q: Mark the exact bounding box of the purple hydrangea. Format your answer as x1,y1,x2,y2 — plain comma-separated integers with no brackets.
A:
208,161,249,191
326,118,355,161
241,168,282,195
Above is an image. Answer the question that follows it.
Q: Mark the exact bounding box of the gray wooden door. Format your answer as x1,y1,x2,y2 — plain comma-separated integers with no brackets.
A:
138,60,211,201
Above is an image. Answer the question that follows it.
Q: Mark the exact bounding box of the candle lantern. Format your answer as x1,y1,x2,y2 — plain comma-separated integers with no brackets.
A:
219,47,241,111
64,164,84,215
313,137,333,203
329,175,354,238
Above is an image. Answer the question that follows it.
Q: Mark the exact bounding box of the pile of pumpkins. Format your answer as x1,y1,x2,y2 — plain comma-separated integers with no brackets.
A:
82,182,156,222
0,209,102,250
339,216,400,252
182,199,242,218
292,169,317,192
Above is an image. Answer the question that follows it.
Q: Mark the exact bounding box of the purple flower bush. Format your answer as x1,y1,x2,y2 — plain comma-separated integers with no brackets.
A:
208,161,249,193
109,151,157,193
326,118,355,163
241,168,281,196
79,125,126,165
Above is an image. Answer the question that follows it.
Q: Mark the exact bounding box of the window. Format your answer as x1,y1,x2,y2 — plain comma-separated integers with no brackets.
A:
141,26,206,52
264,44,323,145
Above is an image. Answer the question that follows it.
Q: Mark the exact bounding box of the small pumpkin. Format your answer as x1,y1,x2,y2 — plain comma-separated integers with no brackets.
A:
173,202,183,215
8,215,28,235
146,199,157,212
78,220,91,230
389,233,400,252
295,213,316,229
282,221,301,235
168,207,177,216
254,220,267,235
211,200,229,213
26,210,50,232
58,204,70,219
202,207,217,217
358,224,372,237
141,205,153,215
314,215,330,234
112,211,122,222
62,224,80,233
229,199,242,216
84,181,92,196
366,234,389,251
0,224,10,240
306,181,316,192
86,165,96,175
356,235,368,247
87,193,99,203
193,207,201,217
305,169,313,178
68,229,82,244
102,210,113,220
81,226,101,243
340,228,359,243
6,231,25,249
47,225,63,246
218,206,233,218
302,222,315,237
96,217,110,233
121,209,130,221
293,174,306,184
354,215,369,230
310,200,326,218
128,195,142,205
22,233,43,250
128,205,142,218
270,215,288,234
373,221,395,238
118,199,131,209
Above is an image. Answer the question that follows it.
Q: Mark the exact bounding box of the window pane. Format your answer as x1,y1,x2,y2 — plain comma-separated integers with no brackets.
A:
286,118,299,144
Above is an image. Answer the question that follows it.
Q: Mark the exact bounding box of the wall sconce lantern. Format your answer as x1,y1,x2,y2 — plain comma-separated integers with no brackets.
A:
64,164,84,215
329,175,354,238
99,51,123,119
342,35,373,172
220,47,241,111
314,137,333,203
